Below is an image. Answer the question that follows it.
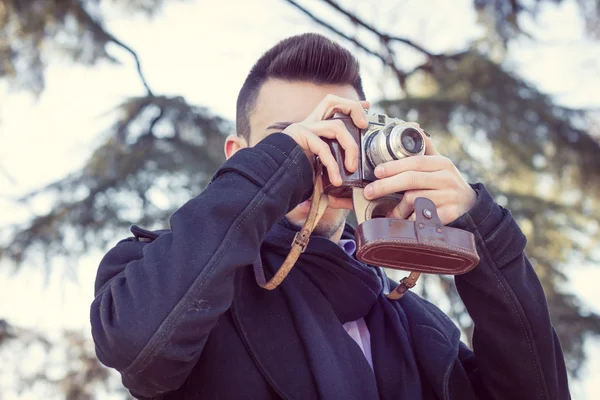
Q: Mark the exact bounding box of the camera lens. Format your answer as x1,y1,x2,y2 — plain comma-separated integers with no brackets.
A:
366,122,426,168
400,128,424,154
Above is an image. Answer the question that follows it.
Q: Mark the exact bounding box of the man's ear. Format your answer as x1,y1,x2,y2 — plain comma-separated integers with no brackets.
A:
224,134,249,160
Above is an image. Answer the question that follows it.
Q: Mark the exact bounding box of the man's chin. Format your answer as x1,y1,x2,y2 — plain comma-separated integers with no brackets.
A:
286,206,350,239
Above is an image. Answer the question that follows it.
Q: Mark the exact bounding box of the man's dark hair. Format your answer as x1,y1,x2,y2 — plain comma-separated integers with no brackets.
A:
236,33,366,142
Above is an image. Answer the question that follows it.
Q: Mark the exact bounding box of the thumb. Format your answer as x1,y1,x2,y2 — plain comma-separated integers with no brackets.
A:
422,131,440,156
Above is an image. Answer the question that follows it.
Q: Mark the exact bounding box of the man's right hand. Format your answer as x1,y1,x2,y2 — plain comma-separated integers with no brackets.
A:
282,94,370,187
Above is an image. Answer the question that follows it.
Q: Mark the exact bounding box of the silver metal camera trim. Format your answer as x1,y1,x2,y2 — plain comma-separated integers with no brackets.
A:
361,112,427,178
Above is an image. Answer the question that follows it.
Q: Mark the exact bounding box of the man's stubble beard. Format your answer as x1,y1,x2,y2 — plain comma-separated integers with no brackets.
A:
288,208,351,239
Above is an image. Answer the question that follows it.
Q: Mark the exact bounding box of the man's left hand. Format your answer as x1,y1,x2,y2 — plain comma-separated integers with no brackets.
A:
362,134,476,225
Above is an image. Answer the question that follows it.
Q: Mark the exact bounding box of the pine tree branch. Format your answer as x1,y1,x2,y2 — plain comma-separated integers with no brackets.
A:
0,162,17,185
147,106,164,136
72,1,154,96
282,0,382,59
321,0,438,58
105,33,154,97
283,0,408,86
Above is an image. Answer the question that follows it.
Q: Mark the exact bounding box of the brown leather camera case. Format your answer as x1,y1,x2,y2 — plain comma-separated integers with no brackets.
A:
355,197,480,275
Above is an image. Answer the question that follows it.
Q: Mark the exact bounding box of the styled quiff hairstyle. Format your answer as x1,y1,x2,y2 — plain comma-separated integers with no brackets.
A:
235,33,366,142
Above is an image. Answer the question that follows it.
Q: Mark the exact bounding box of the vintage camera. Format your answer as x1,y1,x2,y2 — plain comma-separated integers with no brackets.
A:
253,111,479,299
322,112,428,222
318,111,479,298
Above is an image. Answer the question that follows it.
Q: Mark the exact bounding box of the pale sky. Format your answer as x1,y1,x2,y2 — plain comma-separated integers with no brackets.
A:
0,0,599,398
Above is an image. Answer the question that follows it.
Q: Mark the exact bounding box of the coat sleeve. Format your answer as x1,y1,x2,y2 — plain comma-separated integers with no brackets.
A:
450,183,570,400
89,133,314,397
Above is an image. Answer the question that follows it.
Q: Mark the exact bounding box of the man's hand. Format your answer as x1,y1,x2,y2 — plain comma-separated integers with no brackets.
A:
282,94,369,210
362,134,476,225
282,94,369,187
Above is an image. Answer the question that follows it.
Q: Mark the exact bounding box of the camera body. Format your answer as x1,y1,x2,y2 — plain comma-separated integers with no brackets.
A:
322,112,427,200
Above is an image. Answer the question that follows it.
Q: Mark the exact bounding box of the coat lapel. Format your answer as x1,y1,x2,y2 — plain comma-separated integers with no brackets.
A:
231,266,320,400
401,291,462,400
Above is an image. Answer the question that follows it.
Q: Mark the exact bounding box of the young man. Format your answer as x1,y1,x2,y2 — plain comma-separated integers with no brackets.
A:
90,33,570,399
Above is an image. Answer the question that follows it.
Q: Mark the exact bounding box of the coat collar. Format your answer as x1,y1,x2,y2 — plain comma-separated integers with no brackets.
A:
231,267,321,400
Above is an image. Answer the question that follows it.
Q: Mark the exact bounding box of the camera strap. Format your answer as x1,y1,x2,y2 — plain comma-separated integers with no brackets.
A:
351,187,422,299
254,161,423,300
254,162,329,290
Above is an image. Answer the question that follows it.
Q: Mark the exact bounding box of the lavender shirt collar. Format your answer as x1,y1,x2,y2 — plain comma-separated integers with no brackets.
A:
338,239,356,256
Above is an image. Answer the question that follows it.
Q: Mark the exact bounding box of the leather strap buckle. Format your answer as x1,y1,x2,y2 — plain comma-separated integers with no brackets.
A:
293,231,310,253
399,276,417,289
386,272,421,300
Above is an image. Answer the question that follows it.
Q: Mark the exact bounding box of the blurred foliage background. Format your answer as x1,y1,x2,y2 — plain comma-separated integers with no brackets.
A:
1,0,599,398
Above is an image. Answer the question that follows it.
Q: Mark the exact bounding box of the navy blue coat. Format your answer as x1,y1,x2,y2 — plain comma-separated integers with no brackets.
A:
90,133,570,399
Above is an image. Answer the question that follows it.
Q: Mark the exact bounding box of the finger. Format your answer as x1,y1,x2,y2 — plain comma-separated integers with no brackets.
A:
423,132,440,156
390,190,439,219
309,94,368,129
364,170,450,200
309,138,342,186
408,212,416,222
374,155,454,178
288,123,341,186
307,120,359,173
